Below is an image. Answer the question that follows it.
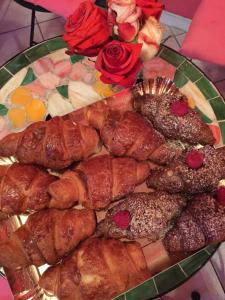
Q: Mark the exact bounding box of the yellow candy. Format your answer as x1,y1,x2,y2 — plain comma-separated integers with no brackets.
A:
26,99,46,122
11,87,33,106
187,97,195,109
93,81,114,98
8,108,27,128
95,71,101,80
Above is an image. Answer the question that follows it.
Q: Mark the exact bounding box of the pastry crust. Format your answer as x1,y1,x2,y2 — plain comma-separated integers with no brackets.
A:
0,116,100,169
48,155,150,209
39,238,150,300
0,208,96,269
97,192,186,241
164,194,225,252
134,94,215,145
147,146,225,194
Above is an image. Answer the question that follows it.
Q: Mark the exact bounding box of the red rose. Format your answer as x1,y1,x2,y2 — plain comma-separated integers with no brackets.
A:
95,40,142,87
136,0,164,20
63,1,110,57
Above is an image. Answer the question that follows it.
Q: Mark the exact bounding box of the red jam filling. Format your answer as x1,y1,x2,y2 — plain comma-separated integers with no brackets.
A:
185,150,204,169
112,210,131,230
170,99,189,117
217,186,225,206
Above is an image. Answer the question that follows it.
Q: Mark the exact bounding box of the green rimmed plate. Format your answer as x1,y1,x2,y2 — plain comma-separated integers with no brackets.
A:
0,37,224,299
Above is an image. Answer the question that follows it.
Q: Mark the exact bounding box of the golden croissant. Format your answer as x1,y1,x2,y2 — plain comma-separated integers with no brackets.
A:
48,154,150,209
0,116,100,169
0,208,96,269
0,163,56,214
67,102,181,165
39,238,150,300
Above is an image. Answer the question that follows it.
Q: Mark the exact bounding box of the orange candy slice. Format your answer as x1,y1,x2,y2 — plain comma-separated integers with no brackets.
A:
11,87,33,106
209,124,221,145
8,108,27,128
26,99,46,122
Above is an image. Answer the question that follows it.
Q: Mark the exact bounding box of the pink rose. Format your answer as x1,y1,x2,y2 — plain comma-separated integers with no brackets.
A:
108,0,141,42
138,17,163,61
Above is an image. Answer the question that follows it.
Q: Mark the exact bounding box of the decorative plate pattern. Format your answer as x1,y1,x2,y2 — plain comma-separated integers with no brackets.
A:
0,37,224,299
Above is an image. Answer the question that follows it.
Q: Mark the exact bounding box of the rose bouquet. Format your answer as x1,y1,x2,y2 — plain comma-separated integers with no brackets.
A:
64,0,164,87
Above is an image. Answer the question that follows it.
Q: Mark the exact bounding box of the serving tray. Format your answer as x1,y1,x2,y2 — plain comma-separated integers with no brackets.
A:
0,37,224,300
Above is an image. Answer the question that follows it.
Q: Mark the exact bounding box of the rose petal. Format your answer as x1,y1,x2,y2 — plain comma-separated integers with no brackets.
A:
33,57,54,76
26,79,47,97
136,0,164,20
69,62,87,81
54,60,72,78
38,72,60,90
118,22,137,42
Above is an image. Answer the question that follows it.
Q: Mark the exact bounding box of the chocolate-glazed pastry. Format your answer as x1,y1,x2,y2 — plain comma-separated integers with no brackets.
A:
96,192,186,242
163,194,225,252
67,101,182,165
134,94,215,145
147,146,225,194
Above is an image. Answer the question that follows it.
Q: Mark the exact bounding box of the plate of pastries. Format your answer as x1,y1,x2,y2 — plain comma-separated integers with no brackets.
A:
0,77,225,300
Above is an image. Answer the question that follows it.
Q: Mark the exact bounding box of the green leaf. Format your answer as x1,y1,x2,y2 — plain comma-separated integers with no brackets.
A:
21,67,36,85
195,107,212,124
70,55,84,64
0,104,8,116
56,85,69,99
95,0,107,8
112,31,120,41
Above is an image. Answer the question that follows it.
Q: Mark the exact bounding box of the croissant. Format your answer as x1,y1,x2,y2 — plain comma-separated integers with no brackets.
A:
0,163,57,214
39,238,150,300
48,154,150,209
163,194,225,253
0,208,96,269
0,116,100,169
0,212,7,221
96,192,186,241
134,93,215,145
147,146,225,194
67,103,181,165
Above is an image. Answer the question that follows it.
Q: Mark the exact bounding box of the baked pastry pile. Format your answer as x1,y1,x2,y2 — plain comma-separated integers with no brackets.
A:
0,85,224,300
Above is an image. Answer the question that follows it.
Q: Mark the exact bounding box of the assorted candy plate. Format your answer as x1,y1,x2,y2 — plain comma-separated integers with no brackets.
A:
0,37,224,299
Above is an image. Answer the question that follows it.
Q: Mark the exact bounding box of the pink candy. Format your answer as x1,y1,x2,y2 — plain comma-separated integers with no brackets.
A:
185,150,204,169
112,210,131,230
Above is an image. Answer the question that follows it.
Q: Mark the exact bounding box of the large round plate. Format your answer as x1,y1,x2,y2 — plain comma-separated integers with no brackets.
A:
0,37,224,299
